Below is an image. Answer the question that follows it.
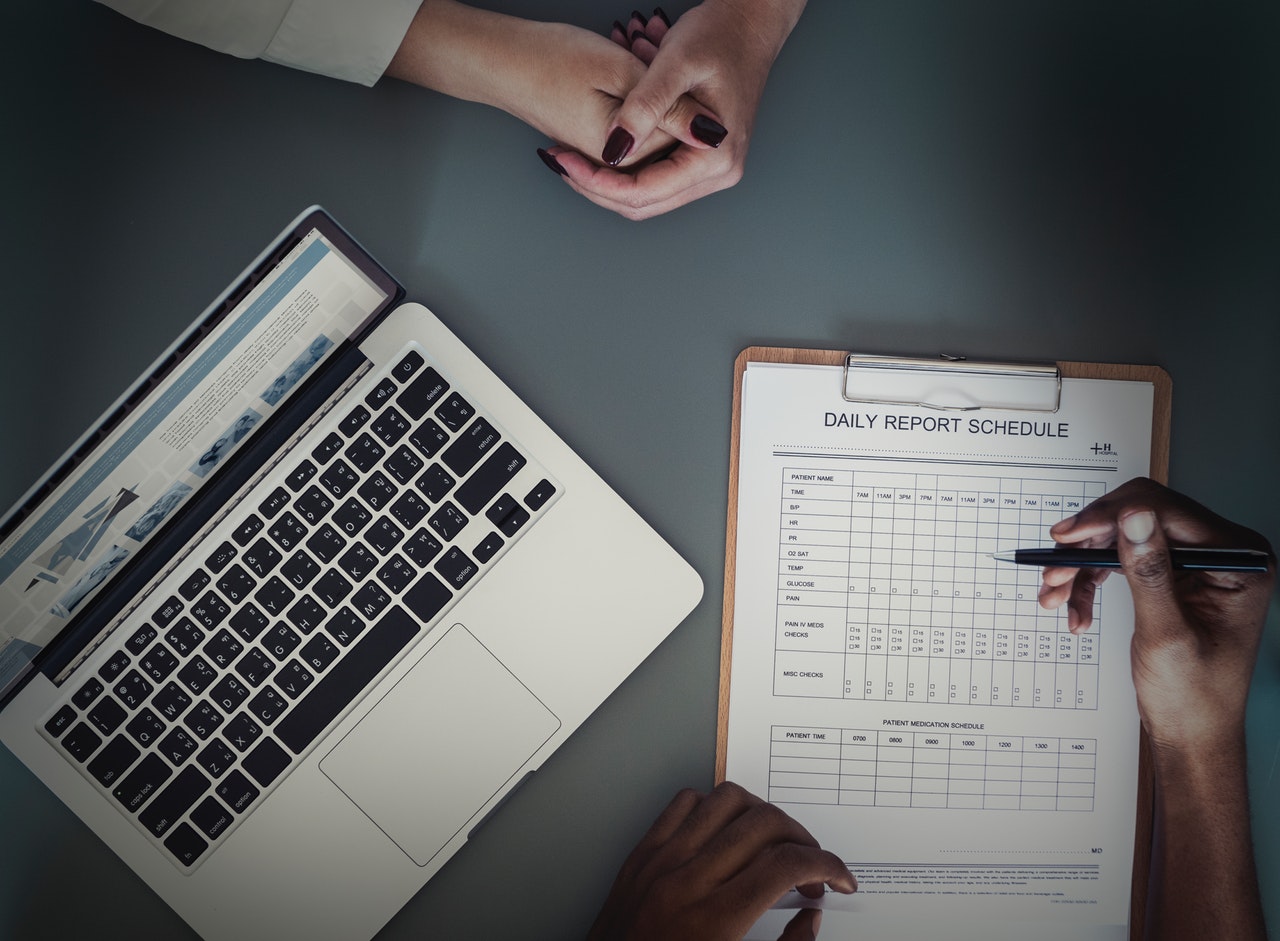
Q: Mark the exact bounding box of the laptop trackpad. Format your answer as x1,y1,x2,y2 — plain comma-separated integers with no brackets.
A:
319,624,560,866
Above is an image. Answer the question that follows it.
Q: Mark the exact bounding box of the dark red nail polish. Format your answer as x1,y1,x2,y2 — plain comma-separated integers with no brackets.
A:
602,127,634,166
653,7,671,27
691,114,727,147
612,19,626,36
537,148,567,177
630,29,646,44
630,10,648,26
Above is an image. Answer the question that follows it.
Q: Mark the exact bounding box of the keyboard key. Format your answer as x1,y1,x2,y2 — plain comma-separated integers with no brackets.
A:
324,607,365,648
153,596,184,629
351,583,391,621
247,687,288,725
357,471,398,511
152,683,192,723
301,636,339,673
285,460,318,493
305,523,347,563
97,650,131,683
197,739,236,778
264,623,302,662
319,459,360,499
182,701,224,740
165,618,205,657
190,591,231,630
210,674,250,713
87,696,128,736
232,515,264,547
164,822,208,867
443,417,500,476
293,486,335,526
396,366,449,420
216,563,258,603
435,547,479,591
178,569,211,602
384,444,425,484
312,569,354,609
224,714,263,752
257,487,292,520
241,539,282,579
235,649,276,687
243,739,291,788
267,512,308,552
191,795,233,840
126,707,167,746
87,735,140,787
416,464,456,504
158,726,198,766
254,576,296,617
389,491,429,529
275,606,421,754
114,671,153,710
435,392,473,432
140,643,180,683
229,603,269,643
365,518,404,556
391,350,425,383
63,722,103,763
338,543,377,582
72,677,105,710
473,531,504,564
371,408,411,447
524,478,556,511
125,623,158,656
408,418,449,458
178,656,217,696
344,434,385,474
365,377,398,410
141,765,209,837
44,704,77,738
376,554,415,594
311,431,345,466
113,753,173,814
205,541,238,574
338,405,371,437
273,660,313,701
403,573,452,623
402,529,443,567
286,596,326,634
333,499,372,537
428,502,468,542
216,769,260,813
280,551,320,589
486,493,531,537
455,443,526,515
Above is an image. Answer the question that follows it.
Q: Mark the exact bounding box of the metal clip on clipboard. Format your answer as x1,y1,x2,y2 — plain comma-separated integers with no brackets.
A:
841,353,1062,412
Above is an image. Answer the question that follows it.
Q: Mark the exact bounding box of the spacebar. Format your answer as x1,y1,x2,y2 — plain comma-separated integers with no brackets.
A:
275,606,420,755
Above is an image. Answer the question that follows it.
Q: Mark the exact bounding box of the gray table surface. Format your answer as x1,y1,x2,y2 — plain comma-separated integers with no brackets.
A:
3,1,1278,938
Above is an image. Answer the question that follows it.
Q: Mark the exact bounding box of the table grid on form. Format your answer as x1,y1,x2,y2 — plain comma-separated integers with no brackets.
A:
774,471,1107,708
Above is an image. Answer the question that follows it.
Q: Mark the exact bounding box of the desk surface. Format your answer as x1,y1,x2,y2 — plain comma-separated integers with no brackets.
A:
3,1,1278,937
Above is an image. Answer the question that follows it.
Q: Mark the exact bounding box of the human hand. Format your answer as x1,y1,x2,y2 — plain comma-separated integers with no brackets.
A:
586,781,855,941
1037,477,1275,751
546,1,807,220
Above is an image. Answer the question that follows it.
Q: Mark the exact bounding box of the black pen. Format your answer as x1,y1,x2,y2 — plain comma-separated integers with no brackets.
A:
990,547,1271,572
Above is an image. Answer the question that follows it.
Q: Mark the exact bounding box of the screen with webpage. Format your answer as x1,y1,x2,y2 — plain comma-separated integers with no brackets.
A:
0,227,391,697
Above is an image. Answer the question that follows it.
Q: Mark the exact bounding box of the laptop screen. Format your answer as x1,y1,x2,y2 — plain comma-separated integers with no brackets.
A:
0,212,399,698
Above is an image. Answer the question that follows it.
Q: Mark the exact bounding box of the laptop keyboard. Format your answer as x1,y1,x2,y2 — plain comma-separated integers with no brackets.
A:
39,346,559,870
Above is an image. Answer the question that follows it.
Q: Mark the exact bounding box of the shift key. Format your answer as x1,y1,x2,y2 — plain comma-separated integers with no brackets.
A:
455,444,525,515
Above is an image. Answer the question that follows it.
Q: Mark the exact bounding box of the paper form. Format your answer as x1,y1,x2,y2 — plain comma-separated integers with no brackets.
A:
724,362,1154,941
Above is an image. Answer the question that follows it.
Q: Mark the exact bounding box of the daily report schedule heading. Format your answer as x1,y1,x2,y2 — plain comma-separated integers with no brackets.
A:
723,359,1156,941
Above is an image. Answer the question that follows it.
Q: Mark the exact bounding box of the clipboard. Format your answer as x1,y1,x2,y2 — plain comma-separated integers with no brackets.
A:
717,346,1171,940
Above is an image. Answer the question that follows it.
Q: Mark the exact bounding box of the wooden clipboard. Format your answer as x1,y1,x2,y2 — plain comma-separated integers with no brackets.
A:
716,346,1171,940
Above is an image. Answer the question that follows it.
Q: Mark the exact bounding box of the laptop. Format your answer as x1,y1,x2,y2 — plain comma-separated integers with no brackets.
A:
0,207,703,940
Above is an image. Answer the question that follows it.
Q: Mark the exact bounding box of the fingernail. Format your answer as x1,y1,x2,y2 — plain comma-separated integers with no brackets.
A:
602,127,634,166
691,114,728,147
630,28,645,44
611,19,626,36
653,7,672,26
1121,510,1156,544
631,9,648,25
536,148,567,177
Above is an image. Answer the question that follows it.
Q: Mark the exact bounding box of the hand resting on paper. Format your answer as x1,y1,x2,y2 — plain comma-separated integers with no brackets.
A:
586,781,855,941
1036,477,1273,940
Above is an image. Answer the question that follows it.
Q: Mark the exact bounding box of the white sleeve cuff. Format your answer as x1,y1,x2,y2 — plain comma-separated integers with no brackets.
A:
262,0,424,87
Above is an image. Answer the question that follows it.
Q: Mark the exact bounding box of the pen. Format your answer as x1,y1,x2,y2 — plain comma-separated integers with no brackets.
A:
990,547,1271,572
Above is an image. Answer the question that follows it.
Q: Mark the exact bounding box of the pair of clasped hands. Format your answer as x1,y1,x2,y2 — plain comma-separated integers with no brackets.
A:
584,477,1275,941
387,2,807,220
